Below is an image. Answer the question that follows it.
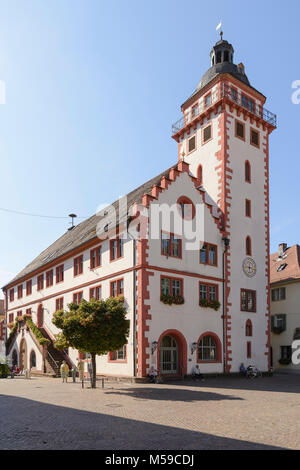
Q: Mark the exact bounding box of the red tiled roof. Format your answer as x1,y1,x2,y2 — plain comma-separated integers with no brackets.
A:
270,245,300,284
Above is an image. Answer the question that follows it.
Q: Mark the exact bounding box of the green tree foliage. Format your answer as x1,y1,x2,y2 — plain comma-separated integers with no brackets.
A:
52,297,129,388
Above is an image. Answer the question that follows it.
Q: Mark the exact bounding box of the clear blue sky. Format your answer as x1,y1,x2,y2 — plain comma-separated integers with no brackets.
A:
0,0,299,295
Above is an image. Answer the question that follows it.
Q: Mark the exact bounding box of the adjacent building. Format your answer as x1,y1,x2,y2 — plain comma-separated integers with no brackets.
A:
0,299,4,355
270,243,300,372
2,35,276,378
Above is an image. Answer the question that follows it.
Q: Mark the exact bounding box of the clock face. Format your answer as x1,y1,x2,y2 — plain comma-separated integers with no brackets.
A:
243,258,257,278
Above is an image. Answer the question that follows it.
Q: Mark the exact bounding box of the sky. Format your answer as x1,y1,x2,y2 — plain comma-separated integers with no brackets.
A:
0,0,299,297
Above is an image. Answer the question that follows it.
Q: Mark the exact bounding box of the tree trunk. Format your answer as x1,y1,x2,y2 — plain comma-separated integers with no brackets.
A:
91,353,96,388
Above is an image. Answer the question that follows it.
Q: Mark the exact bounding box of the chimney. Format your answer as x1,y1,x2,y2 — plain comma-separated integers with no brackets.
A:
278,243,287,257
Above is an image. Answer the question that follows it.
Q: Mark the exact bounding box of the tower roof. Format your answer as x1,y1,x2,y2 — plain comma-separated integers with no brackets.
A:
182,36,261,107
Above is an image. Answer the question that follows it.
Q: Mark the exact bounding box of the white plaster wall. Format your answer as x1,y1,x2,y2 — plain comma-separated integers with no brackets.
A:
271,281,300,372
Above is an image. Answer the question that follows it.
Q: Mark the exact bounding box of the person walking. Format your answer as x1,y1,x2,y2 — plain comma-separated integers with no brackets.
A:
60,360,69,383
71,364,77,383
77,358,84,382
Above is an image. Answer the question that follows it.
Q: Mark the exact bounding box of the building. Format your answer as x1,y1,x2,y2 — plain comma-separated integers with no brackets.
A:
0,299,4,355
2,35,276,378
270,243,300,372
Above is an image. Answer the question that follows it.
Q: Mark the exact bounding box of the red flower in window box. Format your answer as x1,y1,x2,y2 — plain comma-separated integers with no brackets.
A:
199,299,220,311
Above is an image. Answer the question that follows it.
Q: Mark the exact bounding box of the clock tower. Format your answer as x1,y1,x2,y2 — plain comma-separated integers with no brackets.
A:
171,35,276,372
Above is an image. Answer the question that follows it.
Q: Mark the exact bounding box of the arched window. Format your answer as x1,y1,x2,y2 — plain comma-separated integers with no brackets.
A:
198,334,219,361
30,350,36,369
224,51,229,62
246,319,253,337
246,236,252,256
216,51,222,63
177,196,195,220
245,161,251,183
197,165,203,185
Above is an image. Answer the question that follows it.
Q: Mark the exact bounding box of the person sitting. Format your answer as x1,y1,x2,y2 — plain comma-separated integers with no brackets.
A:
239,363,247,377
191,364,204,381
148,366,158,383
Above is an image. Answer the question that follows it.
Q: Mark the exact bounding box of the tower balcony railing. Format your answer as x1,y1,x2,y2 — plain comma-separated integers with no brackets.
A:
171,83,277,135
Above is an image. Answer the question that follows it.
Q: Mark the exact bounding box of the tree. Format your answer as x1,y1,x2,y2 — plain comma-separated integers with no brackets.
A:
52,296,129,388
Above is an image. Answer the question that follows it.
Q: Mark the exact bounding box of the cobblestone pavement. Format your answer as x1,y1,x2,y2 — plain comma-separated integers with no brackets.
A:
0,374,299,450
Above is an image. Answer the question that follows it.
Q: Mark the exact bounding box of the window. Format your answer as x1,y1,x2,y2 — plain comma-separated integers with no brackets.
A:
271,287,286,301
9,289,14,302
74,255,83,276
223,51,229,62
46,270,53,288
231,88,238,102
204,93,211,107
200,243,217,266
241,95,254,112
247,341,252,358
8,313,14,324
199,283,218,301
241,289,256,312
177,196,195,220
26,280,32,296
161,277,183,297
235,120,245,140
198,335,218,361
191,103,198,118
202,123,212,144
188,135,196,153
17,310,22,317
216,51,222,63
37,275,44,291
17,285,23,299
161,232,182,258
110,239,124,261
245,161,251,183
250,128,260,148
73,291,83,305
197,165,203,185
90,246,102,269
90,285,102,300
55,297,64,311
110,279,124,297
245,199,251,217
56,265,64,283
271,314,287,333
109,345,127,362
25,308,32,316
245,319,253,337
280,346,292,361
246,236,252,256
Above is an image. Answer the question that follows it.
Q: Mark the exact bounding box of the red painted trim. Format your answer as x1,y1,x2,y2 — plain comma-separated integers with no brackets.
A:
55,297,64,311
240,289,257,313
56,265,64,284
197,164,203,186
73,255,83,277
89,284,102,300
177,195,196,220
160,230,182,259
245,319,253,337
201,122,213,145
199,281,219,302
90,245,102,269
160,274,184,297
235,118,245,141
245,160,251,183
17,284,23,299
108,345,127,363
37,274,44,291
247,341,252,358
110,238,124,262
156,329,188,375
246,236,252,256
197,331,222,364
26,280,32,296
73,291,83,304
245,199,251,218
187,133,197,155
110,278,124,297
199,242,218,267
46,270,53,288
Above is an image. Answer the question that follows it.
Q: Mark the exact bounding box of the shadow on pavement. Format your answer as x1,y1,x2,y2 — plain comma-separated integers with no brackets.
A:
103,387,243,403
0,394,284,450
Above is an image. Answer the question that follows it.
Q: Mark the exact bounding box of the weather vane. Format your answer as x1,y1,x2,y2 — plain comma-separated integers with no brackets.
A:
216,20,223,40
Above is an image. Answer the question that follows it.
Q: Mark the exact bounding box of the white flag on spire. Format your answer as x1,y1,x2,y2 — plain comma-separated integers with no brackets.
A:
216,21,222,31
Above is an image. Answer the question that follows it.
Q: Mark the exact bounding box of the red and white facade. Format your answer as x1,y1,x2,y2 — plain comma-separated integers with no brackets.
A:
2,37,276,378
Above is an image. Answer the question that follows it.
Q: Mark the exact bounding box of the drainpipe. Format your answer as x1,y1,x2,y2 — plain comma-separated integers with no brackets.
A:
222,237,230,374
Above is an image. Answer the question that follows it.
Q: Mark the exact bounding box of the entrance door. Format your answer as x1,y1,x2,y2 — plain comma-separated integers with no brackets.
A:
20,339,27,370
159,335,178,374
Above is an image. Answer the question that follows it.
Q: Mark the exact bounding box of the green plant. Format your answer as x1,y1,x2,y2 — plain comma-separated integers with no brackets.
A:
25,317,50,347
160,294,185,305
199,299,221,311
52,297,129,388
0,362,10,378
5,321,18,351
272,326,285,335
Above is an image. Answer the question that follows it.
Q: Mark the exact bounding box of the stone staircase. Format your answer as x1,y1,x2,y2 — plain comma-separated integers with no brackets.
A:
39,327,73,377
